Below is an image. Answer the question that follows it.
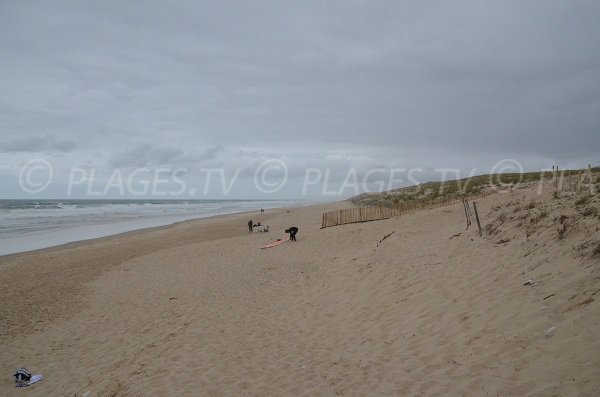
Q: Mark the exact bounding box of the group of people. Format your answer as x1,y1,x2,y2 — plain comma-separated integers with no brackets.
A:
248,209,298,242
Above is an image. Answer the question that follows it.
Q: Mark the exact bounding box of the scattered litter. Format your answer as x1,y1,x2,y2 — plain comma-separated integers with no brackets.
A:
14,368,30,383
28,374,43,385
377,231,395,246
543,293,556,300
13,368,43,388
544,326,556,338
523,279,533,286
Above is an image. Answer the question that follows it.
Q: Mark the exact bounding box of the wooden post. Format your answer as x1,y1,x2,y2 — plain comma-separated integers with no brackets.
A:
558,170,564,191
472,201,482,237
462,198,471,229
466,198,472,219
589,165,594,194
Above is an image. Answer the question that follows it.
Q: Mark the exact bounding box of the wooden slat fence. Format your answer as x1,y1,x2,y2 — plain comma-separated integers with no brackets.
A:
321,190,494,229
321,206,402,228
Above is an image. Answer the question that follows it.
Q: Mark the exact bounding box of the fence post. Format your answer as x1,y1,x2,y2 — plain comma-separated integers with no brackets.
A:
472,201,482,237
462,198,471,229
558,169,564,191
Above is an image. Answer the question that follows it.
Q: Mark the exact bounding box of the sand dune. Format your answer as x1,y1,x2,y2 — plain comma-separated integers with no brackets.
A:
1,188,599,396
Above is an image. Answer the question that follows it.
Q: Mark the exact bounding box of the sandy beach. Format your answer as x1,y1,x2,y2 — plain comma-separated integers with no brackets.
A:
1,186,599,396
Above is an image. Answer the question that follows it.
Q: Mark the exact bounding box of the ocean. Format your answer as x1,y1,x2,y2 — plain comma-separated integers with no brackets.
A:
0,199,298,256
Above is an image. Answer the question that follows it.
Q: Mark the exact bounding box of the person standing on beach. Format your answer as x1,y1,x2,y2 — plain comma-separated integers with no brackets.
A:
285,226,298,241
248,220,253,233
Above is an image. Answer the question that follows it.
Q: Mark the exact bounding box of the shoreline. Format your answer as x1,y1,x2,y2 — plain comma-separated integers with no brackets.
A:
0,201,311,258
0,210,251,261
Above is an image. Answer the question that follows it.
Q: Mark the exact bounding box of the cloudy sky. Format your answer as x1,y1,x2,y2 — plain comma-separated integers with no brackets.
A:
1,1,599,199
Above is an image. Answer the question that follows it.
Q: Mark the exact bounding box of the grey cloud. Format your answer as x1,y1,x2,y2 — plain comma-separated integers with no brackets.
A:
0,1,599,198
109,144,184,168
108,144,223,168
2,134,77,153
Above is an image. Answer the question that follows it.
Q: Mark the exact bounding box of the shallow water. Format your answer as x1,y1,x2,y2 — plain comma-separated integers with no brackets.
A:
0,199,297,256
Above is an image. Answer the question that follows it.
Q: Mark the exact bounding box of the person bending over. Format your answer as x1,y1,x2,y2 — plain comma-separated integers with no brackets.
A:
285,226,298,241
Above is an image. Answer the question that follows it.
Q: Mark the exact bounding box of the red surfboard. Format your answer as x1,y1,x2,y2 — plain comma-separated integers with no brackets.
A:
261,237,290,249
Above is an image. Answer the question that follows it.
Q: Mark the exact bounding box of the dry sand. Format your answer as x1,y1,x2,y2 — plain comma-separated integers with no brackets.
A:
1,186,599,396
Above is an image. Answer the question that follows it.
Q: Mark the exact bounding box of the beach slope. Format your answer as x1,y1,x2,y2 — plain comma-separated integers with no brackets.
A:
1,189,599,396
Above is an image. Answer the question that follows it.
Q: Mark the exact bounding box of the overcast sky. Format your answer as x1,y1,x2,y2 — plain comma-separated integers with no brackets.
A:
1,1,599,199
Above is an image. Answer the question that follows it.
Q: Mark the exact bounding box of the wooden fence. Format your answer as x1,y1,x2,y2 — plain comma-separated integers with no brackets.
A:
321,206,402,228
321,190,495,229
